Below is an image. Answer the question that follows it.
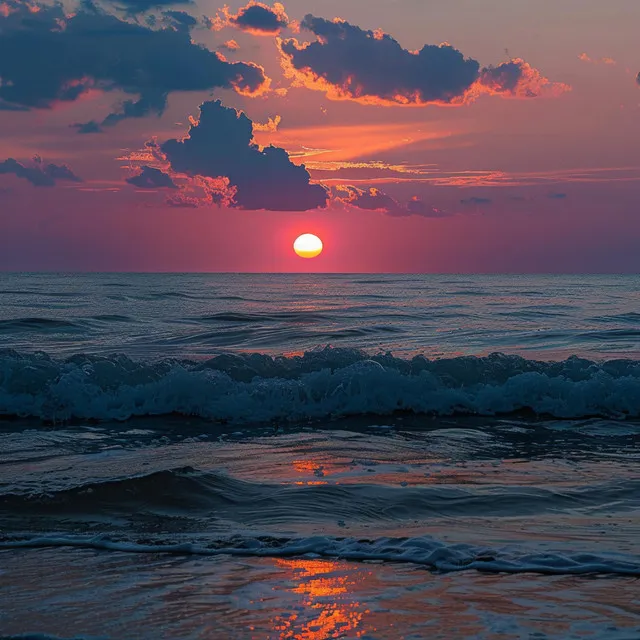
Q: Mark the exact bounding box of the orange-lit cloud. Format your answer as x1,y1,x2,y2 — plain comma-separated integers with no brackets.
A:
218,39,240,51
278,15,568,106
253,114,282,132
579,53,618,66
208,1,289,36
313,165,640,189
475,59,570,99
166,175,237,208
262,122,458,163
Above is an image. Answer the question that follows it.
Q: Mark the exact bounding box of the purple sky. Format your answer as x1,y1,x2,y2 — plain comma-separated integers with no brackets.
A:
1,0,639,272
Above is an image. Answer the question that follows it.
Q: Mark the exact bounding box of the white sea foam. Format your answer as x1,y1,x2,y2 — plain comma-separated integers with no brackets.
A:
2,533,639,577
2,348,640,423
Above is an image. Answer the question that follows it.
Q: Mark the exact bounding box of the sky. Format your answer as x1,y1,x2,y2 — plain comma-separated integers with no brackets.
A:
0,0,639,273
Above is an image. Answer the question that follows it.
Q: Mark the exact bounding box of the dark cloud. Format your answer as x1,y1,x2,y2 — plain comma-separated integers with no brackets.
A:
161,100,328,211
126,166,178,189
335,186,447,218
405,197,448,218
336,186,401,214
460,196,492,205
547,192,567,199
636,72,640,86
279,15,568,106
0,1,270,128
160,10,198,31
0,156,82,187
209,2,289,36
71,120,104,134
0,101,30,111
72,92,170,133
102,0,194,14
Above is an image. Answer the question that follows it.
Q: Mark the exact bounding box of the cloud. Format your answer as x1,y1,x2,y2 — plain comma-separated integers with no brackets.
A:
78,92,171,133
103,0,194,13
547,192,567,199
636,72,640,86
579,53,617,66
160,9,198,31
0,156,82,187
161,100,328,210
476,59,569,98
165,175,237,208
460,196,492,205
0,0,270,128
126,165,178,189
218,39,240,52
208,1,289,35
71,120,103,134
335,186,447,217
278,15,568,106
253,114,281,132
405,197,448,217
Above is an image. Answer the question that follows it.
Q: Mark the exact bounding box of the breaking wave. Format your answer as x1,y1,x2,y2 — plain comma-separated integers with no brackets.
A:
1,347,640,424
2,532,639,577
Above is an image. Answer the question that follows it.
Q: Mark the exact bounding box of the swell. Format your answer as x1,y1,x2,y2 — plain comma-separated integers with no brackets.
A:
2,348,640,423
3,467,639,522
1,533,639,577
0,318,81,333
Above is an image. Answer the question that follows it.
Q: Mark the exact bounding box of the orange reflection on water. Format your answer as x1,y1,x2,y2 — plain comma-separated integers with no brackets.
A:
291,459,341,485
273,559,370,639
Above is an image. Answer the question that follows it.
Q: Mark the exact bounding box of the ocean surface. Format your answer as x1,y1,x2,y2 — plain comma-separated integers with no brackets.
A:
0,273,639,639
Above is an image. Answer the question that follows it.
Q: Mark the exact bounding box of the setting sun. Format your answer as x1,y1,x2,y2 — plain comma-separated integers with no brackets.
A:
293,233,323,259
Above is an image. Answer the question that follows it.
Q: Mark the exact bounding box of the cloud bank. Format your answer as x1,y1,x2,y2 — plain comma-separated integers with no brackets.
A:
103,0,194,14
161,100,328,210
279,15,568,106
0,0,270,127
0,156,82,187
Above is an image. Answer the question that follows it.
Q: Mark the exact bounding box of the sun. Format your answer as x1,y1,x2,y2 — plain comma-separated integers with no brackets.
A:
293,233,323,259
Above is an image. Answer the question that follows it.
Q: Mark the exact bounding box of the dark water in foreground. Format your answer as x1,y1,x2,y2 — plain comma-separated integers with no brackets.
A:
1,274,639,638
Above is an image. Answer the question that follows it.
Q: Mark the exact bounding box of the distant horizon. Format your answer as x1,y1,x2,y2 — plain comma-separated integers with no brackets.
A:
2,271,640,277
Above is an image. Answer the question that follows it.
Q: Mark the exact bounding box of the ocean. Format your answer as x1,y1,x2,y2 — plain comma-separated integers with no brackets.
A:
0,273,639,639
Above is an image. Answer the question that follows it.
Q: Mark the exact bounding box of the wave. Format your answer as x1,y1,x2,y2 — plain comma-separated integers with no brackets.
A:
194,311,332,324
4,467,638,522
0,318,81,333
1,347,640,423
2,532,639,577
0,635,90,640
88,315,134,324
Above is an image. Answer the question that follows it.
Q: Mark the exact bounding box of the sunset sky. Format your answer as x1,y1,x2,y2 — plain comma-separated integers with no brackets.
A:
1,0,639,272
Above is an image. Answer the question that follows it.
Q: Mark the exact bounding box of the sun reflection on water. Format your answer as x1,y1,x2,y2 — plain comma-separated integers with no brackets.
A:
272,559,371,639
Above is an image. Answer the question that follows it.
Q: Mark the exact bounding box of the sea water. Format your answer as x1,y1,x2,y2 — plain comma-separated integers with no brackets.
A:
0,273,639,639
